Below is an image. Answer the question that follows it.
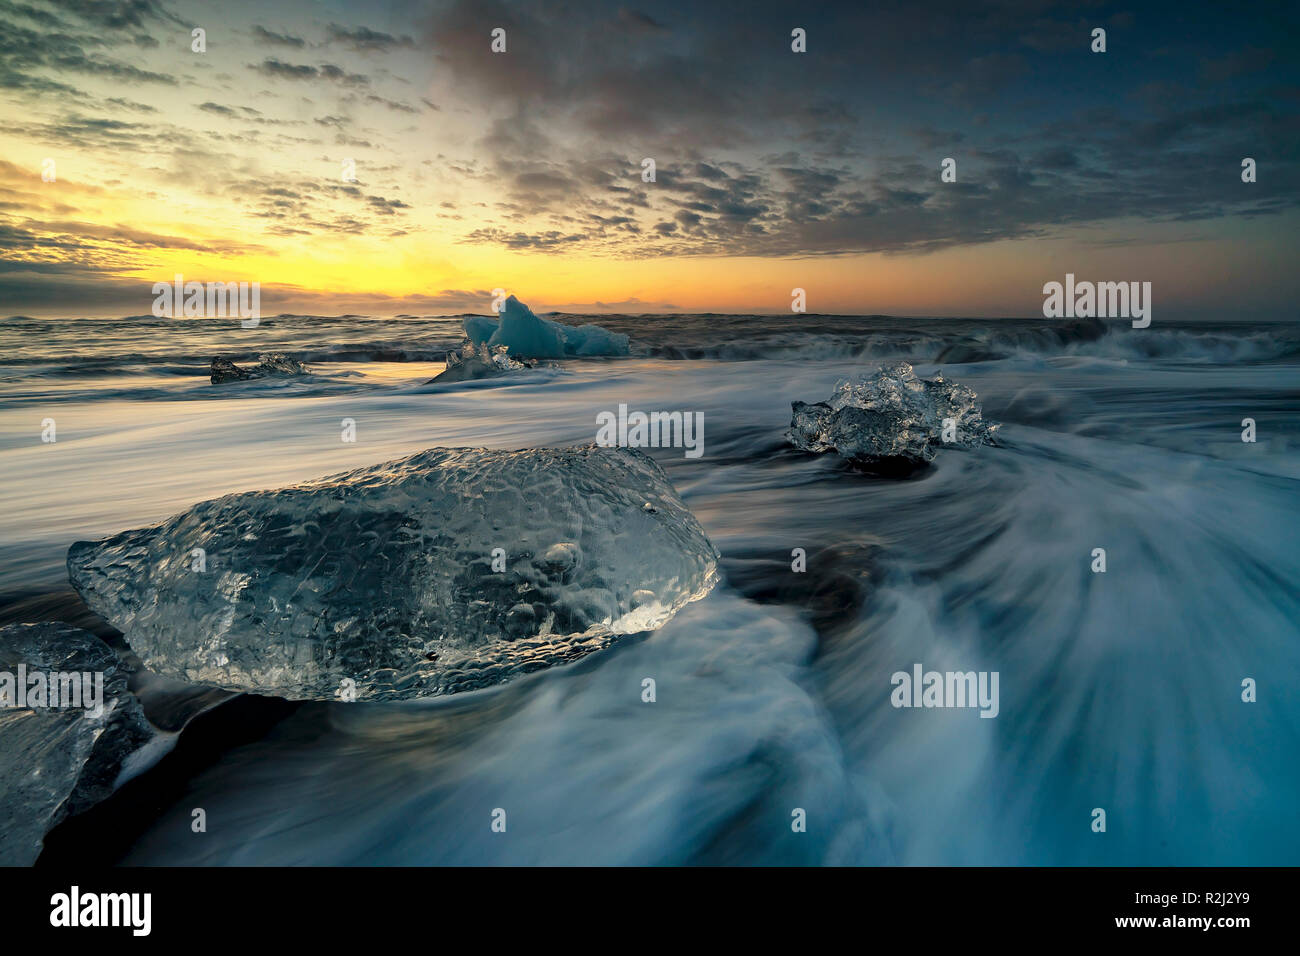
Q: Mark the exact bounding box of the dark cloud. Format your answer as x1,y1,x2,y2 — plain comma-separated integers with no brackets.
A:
0,20,177,85
319,64,370,86
25,219,264,253
52,0,179,30
364,93,419,113
619,9,669,33
24,113,170,151
1035,147,1079,170
253,58,320,80
0,70,82,94
326,23,416,52
514,171,577,193
0,267,500,317
252,59,369,86
365,194,411,214
251,25,307,48
104,96,158,112
232,176,413,236
461,228,586,249
198,101,238,117
0,1,67,29
409,0,1296,258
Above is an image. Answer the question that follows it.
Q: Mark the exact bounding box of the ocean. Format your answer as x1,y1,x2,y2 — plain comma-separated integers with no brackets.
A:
2,311,1298,864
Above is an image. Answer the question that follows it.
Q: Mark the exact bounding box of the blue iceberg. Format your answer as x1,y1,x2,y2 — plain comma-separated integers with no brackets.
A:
465,295,630,358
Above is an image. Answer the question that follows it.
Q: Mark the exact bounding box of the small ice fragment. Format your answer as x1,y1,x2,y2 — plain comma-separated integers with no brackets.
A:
786,362,999,468
210,352,309,384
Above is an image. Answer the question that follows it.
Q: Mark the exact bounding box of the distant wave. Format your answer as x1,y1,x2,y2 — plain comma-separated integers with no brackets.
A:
0,341,467,376
638,318,1300,365
1,315,1296,392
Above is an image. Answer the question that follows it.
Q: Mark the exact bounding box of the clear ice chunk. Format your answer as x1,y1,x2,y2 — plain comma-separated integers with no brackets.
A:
428,341,535,384
68,446,720,702
210,352,310,384
786,362,999,467
0,622,156,866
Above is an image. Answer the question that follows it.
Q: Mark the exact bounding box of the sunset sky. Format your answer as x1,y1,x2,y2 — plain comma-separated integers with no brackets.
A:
1,0,1297,318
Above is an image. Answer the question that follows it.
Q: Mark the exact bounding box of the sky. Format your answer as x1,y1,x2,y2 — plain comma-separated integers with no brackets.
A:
1,0,1297,318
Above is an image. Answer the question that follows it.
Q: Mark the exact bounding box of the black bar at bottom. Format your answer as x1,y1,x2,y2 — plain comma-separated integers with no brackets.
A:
3,866,1283,941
